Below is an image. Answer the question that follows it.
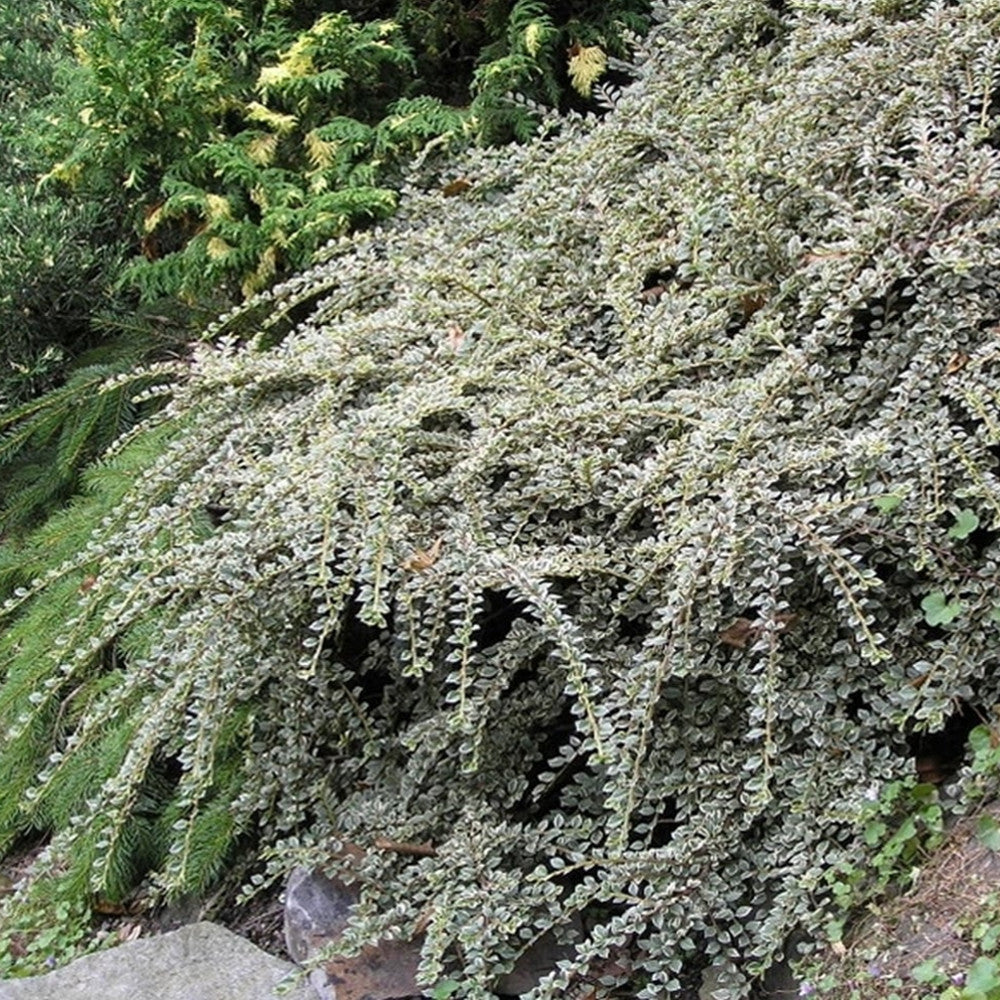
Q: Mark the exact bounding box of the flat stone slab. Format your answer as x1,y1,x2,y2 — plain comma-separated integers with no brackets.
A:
0,921,313,1000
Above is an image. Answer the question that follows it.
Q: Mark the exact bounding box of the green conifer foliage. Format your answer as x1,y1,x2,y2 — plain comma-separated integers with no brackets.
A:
0,356,177,539
4,1,1000,994
39,0,650,304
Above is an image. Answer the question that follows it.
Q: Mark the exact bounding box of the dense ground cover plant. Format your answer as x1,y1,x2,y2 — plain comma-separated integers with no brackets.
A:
3,0,1000,995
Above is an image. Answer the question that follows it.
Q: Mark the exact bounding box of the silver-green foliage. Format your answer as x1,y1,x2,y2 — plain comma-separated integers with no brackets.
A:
4,0,1000,993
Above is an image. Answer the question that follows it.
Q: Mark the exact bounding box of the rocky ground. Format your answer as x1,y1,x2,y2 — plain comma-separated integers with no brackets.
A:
0,838,288,967
4,798,1000,999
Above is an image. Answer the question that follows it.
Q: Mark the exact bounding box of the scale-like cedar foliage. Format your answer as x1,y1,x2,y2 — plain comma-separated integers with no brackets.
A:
3,0,1000,994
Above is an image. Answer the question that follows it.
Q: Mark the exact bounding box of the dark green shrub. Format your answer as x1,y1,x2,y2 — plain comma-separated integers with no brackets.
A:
0,0,132,406
0,190,128,404
445,0,652,142
0,0,80,148
118,11,464,301
5,0,1000,995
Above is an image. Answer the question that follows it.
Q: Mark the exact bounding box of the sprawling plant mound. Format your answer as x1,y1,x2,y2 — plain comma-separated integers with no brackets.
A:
3,0,1000,993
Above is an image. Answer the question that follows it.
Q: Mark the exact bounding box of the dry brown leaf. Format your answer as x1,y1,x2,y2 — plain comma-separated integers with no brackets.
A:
945,351,969,374
117,923,142,943
401,537,443,572
93,898,129,916
442,178,472,197
446,323,465,352
322,940,424,1000
740,290,768,318
719,613,798,649
412,907,433,936
719,618,755,649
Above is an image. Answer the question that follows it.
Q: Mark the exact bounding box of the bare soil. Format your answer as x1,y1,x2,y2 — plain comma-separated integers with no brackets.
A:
812,800,1000,999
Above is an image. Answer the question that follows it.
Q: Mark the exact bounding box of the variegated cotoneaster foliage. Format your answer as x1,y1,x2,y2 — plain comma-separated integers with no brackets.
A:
3,0,1000,994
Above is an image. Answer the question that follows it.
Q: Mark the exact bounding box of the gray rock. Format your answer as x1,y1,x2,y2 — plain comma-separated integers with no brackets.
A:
761,956,802,999
284,867,355,964
284,866,424,1000
0,921,312,1000
283,865,587,999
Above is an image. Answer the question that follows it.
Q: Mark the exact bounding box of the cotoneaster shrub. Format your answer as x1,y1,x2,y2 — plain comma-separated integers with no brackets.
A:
3,0,1000,994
